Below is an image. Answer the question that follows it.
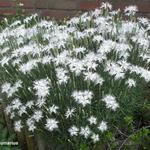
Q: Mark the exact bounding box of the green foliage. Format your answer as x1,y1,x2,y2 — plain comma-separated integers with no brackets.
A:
0,2,150,150
129,127,150,149
0,120,20,150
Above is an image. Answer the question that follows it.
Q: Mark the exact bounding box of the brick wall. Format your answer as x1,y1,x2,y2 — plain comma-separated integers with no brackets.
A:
0,0,150,19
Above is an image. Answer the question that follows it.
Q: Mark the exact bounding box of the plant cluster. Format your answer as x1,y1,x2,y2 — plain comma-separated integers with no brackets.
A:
0,2,150,149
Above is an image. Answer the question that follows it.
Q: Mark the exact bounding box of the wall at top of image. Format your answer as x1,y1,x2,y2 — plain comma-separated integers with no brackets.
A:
0,0,149,19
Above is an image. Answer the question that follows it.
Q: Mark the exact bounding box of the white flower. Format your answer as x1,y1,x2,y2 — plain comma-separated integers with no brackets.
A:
102,95,119,111
1,82,11,93
105,61,125,80
115,43,130,59
83,52,99,70
10,112,15,119
18,3,24,6
26,101,34,108
54,51,70,65
11,98,22,110
14,120,23,132
14,80,22,89
45,118,59,131
19,59,38,74
68,59,85,75
1,81,22,97
26,118,36,132
9,81,22,97
56,68,69,84
67,17,79,25
80,126,91,139
36,98,46,108
73,47,86,54
72,90,93,107
140,53,150,63
49,105,59,114
93,35,104,42
65,108,76,119
0,56,10,66
130,65,150,82
12,58,21,67
33,79,50,98
120,22,137,34
84,72,104,85
18,106,27,116
124,5,138,16
23,14,38,23
91,8,102,17
42,55,53,64
98,121,107,132
91,133,99,143
5,105,12,115
68,126,79,136
101,2,112,10
88,116,97,125
100,40,116,54
126,79,136,88
137,38,149,50
138,17,149,25
33,110,43,122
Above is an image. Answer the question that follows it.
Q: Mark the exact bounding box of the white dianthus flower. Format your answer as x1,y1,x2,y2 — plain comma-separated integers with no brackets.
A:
56,67,69,85
73,47,86,54
124,5,138,16
36,98,46,108
18,3,24,6
68,125,79,136
102,95,119,111
138,17,149,25
91,133,99,143
45,118,59,131
0,56,10,66
41,55,53,64
10,112,15,119
26,118,36,132
1,80,22,98
65,108,76,119
11,98,22,110
126,78,136,88
100,2,112,10
14,80,22,90
18,106,27,116
105,61,125,80
88,116,97,125
84,72,104,85
14,120,23,132
1,82,11,93
33,78,50,98
5,105,12,115
68,59,85,75
26,101,34,108
33,110,43,122
19,59,38,74
98,121,107,132
83,52,100,70
93,35,104,42
80,126,91,139
49,105,59,114
72,90,93,107
54,51,70,65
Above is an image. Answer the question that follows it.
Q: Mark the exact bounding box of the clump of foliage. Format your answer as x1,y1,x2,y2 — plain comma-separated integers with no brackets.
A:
0,2,150,149
0,103,20,150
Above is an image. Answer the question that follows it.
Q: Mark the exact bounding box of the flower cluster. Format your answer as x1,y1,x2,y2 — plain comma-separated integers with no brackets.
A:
0,2,149,147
